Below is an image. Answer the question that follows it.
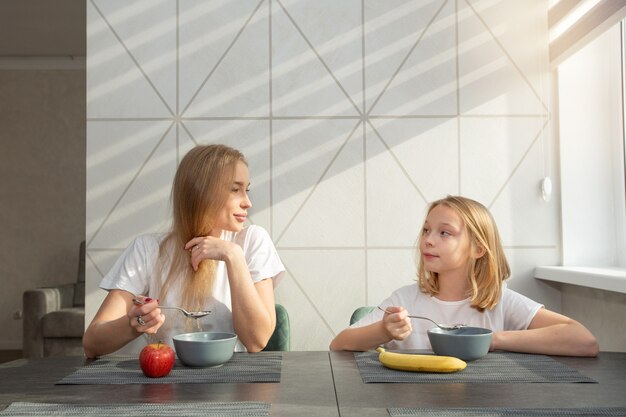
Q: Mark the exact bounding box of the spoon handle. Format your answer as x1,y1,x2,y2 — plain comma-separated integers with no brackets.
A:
377,306,453,330
133,298,189,315
132,298,211,318
159,306,187,313
407,315,438,325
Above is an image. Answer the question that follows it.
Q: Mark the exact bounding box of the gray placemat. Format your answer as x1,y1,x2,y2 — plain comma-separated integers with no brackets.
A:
355,351,596,383
57,352,281,384
0,401,270,416
388,407,626,416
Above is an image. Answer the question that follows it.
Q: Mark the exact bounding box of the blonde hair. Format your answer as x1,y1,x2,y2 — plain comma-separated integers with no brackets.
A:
154,144,247,321
417,195,510,311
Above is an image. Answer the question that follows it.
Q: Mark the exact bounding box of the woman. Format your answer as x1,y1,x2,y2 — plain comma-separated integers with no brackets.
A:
83,144,285,358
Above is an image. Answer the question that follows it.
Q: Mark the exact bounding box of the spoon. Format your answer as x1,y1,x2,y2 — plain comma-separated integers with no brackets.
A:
132,298,211,319
377,306,465,331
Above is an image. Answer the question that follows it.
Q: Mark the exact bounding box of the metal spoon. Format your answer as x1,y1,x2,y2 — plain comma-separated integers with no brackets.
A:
132,298,211,319
377,306,465,331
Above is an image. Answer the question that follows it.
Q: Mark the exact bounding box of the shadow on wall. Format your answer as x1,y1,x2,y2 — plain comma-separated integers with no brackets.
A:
84,0,556,351
86,0,550,249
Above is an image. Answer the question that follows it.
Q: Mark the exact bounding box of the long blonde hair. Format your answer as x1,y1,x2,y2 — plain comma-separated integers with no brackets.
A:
417,195,510,311
154,144,247,314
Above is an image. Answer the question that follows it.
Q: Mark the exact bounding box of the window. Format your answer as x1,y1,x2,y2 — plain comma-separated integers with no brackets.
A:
557,20,626,268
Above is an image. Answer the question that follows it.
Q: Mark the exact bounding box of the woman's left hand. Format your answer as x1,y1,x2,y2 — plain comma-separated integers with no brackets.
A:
185,236,239,271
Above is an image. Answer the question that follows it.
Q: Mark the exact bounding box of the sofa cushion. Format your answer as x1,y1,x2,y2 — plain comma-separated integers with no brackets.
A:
44,338,84,357
41,307,85,338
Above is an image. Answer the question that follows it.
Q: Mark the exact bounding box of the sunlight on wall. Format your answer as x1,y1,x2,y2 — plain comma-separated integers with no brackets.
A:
86,0,559,350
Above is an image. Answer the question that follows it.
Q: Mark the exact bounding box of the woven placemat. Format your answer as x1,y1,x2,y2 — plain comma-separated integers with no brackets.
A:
355,351,596,383
388,407,626,416
0,401,270,416
57,352,281,384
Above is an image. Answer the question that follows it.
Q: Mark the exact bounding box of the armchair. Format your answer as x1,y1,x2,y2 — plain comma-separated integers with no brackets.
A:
22,241,86,358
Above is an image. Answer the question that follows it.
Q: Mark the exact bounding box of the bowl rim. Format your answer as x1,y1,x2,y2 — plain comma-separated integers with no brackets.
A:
427,326,493,336
173,331,238,343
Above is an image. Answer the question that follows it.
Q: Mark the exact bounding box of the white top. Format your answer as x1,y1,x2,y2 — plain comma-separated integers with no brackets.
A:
100,225,285,355
351,283,543,351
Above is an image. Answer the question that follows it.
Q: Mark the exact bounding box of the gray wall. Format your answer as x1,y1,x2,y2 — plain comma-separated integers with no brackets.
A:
0,69,85,349
561,285,626,353
0,0,85,350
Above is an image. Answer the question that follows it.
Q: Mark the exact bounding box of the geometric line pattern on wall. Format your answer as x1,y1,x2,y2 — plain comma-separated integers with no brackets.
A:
366,0,452,116
87,0,554,349
459,116,549,207
274,119,362,243
183,0,268,118
87,121,174,247
484,118,550,208
274,0,361,116
461,0,549,115
282,261,335,337
88,1,174,118
367,121,430,203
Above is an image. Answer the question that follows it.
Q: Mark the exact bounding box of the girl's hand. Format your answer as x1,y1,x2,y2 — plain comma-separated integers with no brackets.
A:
185,236,242,271
128,296,165,335
381,306,412,341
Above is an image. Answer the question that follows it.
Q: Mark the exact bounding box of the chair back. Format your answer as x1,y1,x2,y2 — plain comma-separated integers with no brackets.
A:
263,304,290,351
350,306,374,325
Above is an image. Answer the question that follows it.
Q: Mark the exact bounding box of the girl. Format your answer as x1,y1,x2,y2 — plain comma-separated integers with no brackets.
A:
83,144,285,358
330,195,598,357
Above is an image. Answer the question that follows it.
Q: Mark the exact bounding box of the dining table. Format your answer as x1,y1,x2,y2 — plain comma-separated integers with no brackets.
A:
0,351,339,416
330,350,626,417
1,350,626,416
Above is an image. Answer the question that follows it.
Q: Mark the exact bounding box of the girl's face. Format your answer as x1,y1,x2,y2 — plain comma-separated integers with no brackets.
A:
212,161,251,235
419,204,472,278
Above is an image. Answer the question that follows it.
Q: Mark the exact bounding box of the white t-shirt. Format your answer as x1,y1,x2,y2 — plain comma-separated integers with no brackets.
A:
99,225,285,355
351,283,543,351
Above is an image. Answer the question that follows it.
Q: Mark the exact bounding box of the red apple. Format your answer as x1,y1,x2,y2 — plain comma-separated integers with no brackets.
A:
139,342,175,378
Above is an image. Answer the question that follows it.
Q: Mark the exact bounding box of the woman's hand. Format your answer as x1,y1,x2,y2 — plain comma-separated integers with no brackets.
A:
129,296,165,335
84,290,166,358
185,234,275,352
185,236,241,271
381,306,412,341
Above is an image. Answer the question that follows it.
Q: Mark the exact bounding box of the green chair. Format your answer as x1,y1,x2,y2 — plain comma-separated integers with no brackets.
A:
263,304,290,351
350,306,374,325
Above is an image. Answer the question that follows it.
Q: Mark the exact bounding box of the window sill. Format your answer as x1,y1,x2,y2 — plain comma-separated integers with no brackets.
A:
534,266,626,294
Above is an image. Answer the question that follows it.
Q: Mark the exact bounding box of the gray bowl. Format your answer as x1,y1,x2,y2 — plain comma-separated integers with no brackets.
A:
173,331,237,367
427,326,492,361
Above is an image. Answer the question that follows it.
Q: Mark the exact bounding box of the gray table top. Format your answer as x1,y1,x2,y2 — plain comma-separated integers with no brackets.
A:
2,351,625,416
0,351,338,417
329,350,626,417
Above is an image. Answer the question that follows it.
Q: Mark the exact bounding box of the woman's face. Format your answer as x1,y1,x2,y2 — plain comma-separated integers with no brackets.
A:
212,160,251,235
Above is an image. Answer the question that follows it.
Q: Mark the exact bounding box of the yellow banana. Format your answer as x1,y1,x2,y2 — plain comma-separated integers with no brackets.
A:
376,347,466,373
